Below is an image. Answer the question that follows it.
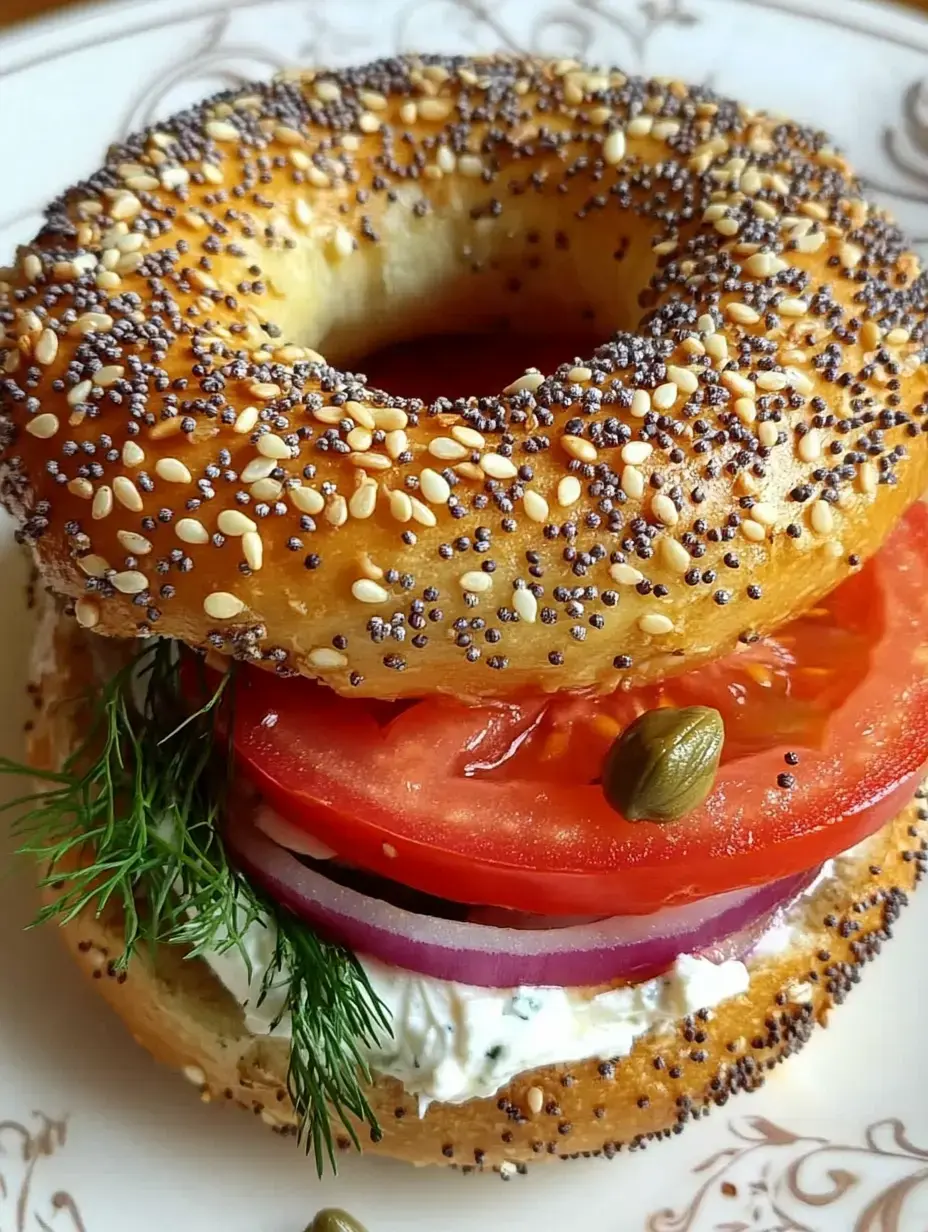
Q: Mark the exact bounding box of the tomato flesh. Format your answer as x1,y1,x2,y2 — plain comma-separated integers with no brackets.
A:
229,505,928,916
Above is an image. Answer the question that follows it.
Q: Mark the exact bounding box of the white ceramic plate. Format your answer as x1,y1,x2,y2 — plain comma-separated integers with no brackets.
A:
3,1,928,1228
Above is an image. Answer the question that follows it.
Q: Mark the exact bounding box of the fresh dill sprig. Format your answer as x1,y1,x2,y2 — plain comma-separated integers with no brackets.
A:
0,641,389,1172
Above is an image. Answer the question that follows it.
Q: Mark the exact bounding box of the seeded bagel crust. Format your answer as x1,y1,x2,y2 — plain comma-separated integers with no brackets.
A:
2,55,928,700
27,610,927,1171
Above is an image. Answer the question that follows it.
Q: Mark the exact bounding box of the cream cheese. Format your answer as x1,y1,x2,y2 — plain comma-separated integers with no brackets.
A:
202,914,750,1110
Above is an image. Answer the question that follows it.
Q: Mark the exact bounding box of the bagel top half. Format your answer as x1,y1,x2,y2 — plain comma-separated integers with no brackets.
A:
1,54,927,699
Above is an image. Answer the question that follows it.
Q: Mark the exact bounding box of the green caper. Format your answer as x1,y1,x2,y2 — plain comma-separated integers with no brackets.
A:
602,705,724,823
306,1210,369,1232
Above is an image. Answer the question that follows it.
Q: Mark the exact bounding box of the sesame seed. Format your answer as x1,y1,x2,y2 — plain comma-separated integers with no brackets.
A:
346,427,373,452
308,647,348,670
176,518,210,545
372,408,408,432
67,478,93,500
513,588,538,623
250,382,281,401
92,486,114,520
429,437,469,461
457,154,485,178
78,554,110,577
621,465,645,500
756,372,788,392
784,367,814,396
205,118,239,141
155,457,192,484
241,457,277,484
810,500,835,535
451,425,485,449
388,489,413,522
349,482,378,519
666,365,699,395
330,227,354,259
75,312,114,335
92,365,124,388
631,389,651,418
203,592,246,620
726,302,760,326
778,297,809,318
628,115,653,136
886,327,911,346
218,509,257,536
420,468,451,504
610,563,644,585
110,477,142,513
795,231,825,253
410,496,437,527
653,383,679,411
503,371,545,395
384,430,409,460
419,97,453,121
562,435,597,463
480,453,519,480
250,478,283,501
109,192,142,221
651,493,679,526
292,199,313,229
67,380,93,407
352,578,389,603
74,598,100,629
797,430,822,463
858,462,878,495
242,531,263,571
526,1086,544,1115
567,366,592,382
325,494,348,527
758,420,778,447
34,329,58,366
25,413,59,439
460,570,492,593
741,519,766,542
289,485,325,515
256,433,291,460
117,530,152,555
603,129,627,164
704,334,728,362
734,397,756,424
523,489,549,523
111,570,148,595
722,371,755,398
661,538,690,572
638,613,674,635
751,502,777,526
345,401,376,431
621,441,652,465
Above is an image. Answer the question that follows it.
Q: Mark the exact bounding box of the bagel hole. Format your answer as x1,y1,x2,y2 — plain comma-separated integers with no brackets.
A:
257,180,656,394
354,330,601,402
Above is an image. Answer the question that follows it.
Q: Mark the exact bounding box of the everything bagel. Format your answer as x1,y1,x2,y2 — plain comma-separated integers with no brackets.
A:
1,55,927,699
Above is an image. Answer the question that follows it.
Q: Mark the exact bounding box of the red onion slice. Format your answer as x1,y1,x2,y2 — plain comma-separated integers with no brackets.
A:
226,812,817,988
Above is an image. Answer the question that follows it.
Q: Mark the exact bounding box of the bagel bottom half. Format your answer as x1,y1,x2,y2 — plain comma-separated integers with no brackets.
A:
25,612,928,1171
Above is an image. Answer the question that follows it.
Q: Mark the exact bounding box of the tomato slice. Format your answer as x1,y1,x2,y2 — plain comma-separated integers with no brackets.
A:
229,505,928,916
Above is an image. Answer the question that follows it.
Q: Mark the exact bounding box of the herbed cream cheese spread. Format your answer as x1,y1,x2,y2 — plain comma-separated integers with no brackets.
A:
204,915,751,1111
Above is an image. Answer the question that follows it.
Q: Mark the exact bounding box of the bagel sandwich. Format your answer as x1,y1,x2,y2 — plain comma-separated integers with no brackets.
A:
2,54,928,1174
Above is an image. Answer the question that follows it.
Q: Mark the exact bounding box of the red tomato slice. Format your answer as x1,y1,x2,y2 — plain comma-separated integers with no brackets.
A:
229,505,928,916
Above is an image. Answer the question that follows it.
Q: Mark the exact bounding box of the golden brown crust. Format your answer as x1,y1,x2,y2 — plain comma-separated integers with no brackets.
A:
2,56,928,699
28,605,928,1170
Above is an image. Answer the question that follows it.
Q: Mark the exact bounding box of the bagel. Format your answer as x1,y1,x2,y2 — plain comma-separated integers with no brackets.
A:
28,605,928,1170
2,55,928,699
